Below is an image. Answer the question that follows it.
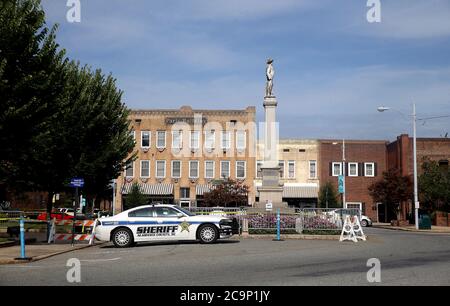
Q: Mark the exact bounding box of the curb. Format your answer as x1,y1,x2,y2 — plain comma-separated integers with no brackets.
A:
0,242,107,265
373,225,450,234
234,234,341,240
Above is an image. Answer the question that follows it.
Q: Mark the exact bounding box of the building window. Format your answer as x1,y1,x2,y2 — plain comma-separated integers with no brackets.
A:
332,162,342,176
172,130,182,149
279,160,285,178
189,161,199,178
125,161,134,178
180,187,190,199
220,161,230,178
236,161,246,179
346,202,362,211
140,160,150,178
364,162,375,177
348,162,358,177
236,131,246,150
309,160,317,179
171,160,181,178
288,160,295,179
205,161,215,179
204,130,215,150
221,131,231,149
190,131,200,149
156,160,166,178
256,160,263,178
130,130,135,140
157,131,166,148
141,131,150,148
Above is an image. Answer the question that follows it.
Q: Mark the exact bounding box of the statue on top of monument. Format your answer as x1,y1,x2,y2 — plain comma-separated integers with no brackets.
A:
265,58,274,97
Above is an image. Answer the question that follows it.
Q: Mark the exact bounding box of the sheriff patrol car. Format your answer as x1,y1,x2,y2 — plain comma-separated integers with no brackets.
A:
95,204,237,247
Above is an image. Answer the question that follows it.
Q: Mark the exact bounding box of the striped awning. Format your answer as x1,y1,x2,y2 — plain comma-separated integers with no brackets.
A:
121,183,174,195
256,186,319,199
196,184,215,196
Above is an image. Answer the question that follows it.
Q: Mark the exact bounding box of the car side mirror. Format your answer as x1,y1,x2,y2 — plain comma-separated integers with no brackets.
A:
176,213,184,218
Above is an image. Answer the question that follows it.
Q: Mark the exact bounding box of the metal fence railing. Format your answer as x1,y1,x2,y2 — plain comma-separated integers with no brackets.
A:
188,207,246,216
0,210,22,226
188,207,362,234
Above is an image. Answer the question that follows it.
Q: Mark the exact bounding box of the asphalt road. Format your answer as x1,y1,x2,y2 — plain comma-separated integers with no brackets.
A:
1,228,450,286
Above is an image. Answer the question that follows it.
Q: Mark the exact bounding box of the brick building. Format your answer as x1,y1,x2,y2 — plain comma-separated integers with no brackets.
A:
318,139,388,221
255,139,320,208
387,134,450,221
115,105,256,213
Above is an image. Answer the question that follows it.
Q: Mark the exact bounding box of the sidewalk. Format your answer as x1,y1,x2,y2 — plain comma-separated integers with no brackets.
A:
0,242,99,265
373,223,450,233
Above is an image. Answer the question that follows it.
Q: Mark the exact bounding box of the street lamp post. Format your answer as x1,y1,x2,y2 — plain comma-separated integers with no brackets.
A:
377,104,419,230
333,140,346,208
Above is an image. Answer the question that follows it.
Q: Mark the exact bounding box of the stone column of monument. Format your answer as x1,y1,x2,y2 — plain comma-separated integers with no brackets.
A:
256,59,286,210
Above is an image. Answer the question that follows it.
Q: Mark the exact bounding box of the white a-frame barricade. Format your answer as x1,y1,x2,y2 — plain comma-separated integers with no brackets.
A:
340,215,366,242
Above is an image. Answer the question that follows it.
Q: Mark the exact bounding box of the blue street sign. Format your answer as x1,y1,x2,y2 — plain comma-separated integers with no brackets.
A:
338,175,345,194
69,178,84,188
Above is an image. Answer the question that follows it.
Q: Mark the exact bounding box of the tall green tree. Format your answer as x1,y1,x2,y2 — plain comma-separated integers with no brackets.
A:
0,0,67,197
318,181,340,208
419,158,450,212
368,168,413,220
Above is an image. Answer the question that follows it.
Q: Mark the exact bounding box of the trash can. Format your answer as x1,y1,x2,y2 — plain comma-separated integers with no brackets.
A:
419,214,431,230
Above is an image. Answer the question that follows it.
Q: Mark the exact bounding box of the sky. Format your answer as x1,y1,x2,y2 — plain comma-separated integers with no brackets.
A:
41,0,450,141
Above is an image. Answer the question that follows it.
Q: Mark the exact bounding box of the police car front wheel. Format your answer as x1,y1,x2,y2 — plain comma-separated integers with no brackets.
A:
198,224,218,244
112,228,134,248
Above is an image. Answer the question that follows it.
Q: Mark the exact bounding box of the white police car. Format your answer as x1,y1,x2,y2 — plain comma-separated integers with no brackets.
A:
95,204,236,247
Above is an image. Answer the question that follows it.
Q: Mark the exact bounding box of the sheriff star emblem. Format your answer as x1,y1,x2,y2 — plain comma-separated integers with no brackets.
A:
180,221,191,232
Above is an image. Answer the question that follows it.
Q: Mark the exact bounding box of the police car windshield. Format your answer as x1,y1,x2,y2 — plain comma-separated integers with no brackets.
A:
174,206,195,216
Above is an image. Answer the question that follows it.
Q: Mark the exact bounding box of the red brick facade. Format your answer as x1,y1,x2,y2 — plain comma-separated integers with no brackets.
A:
318,140,388,221
387,134,450,222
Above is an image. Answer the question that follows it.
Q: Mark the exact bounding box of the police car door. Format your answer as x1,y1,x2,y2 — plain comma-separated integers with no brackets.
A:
154,206,190,240
127,207,158,242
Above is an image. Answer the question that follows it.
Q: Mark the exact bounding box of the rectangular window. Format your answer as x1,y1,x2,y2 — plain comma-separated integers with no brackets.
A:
288,160,295,179
141,131,150,148
157,131,166,148
125,161,134,177
221,131,231,149
236,131,246,150
236,161,246,179
204,130,215,149
190,131,200,149
279,160,285,178
220,161,230,178
332,162,342,176
140,160,150,178
189,161,199,178
130,130,135,140
348,162,358,177
364,162,375,177
205,161,215,179
309,160,317,179
171,160,181,178
256,160,263,178
180,187,190,199
172,131,182,149
156,160,166,178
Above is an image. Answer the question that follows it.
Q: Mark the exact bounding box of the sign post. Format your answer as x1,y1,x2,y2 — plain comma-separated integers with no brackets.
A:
69,178,84,246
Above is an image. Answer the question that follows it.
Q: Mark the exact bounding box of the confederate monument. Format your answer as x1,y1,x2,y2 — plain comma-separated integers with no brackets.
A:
256,58,287,210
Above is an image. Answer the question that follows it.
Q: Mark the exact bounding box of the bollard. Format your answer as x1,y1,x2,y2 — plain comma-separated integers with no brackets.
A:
15,215,31,261
273,208,284,241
